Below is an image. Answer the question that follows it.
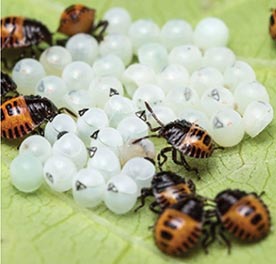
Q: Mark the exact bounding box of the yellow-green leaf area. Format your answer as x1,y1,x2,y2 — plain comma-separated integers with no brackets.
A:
2,0,276,264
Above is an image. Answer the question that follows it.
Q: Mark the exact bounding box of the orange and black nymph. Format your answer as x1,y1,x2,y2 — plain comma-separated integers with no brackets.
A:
134,102,220,174
215,189,271,242
154,197,204,256
1,95,58,139
57,4,108,41
1,16,52,49
203,189,271,253
135,171,196,213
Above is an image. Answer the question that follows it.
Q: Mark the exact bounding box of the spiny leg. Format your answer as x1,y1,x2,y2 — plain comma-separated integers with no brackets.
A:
180,151,199,177
187,179,196,193
144,157,156,166
157,146,173,171
202,220,218,251
218,227,231,254
171,149,199,177
92,20,108,42
58,107,77,118
201,229,211,254
149,201,161,214
134,188,153,212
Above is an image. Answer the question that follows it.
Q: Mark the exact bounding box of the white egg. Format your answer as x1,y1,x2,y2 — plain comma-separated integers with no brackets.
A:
89,76,124,108
201,87,235,116
62,61,95,90
161,19,193,50
243,101,273,138
138,42,168,73
91,127,123,155
169,45,202,73
117,115,148,142
77,107,109,145
165,86,200,115
52,132,88,169
211,109,244,147
100,34,133,65
87,146,121,181
224,60,256,91
128,19,160,54
193,17,229,50
35,76,68,106
72,168,105,208
157,64,190,94
12,58,46,94
43,155,77,192
66,33,99,65
93,54,125,79
40,46,72,76
44,114,77,144
234,81,269,114
190,67,224,96
63,89,93,113
203,47,236,72
19,135,52,163
132,84,165,110
10,153,43,193
103,7,132,34
104,95,137,127
122,157,155,193
104,173,138,214
122,63,156,97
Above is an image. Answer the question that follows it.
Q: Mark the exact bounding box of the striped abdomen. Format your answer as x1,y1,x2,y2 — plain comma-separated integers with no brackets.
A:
155,183,195,210
1,96,35,139
178,124,214,158
154,208,202,256
1,17,25,48
1,16,52,49
220,195,271,241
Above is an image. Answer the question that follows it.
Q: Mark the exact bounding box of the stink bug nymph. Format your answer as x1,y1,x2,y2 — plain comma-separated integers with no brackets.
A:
204,189,271,253
1,16,52,69
1,95,75,139
135,171,196,213
154,197,204,256
57,4,108,42
134,102,221,174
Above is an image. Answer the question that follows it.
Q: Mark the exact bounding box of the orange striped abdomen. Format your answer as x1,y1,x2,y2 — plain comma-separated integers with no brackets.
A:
178,124,214,158
1,16,25,48
1,96,35,139
154,208,202,255
221,195,271,241
156,183,195,210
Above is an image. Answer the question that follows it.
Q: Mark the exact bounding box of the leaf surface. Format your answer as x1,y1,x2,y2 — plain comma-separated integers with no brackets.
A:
2,0,276,263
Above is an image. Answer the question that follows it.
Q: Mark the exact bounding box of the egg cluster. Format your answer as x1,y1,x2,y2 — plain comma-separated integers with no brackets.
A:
9,7,273,214
11,130,156,214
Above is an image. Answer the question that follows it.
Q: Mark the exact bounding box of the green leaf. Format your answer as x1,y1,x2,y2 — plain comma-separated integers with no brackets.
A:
2,0,276,263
